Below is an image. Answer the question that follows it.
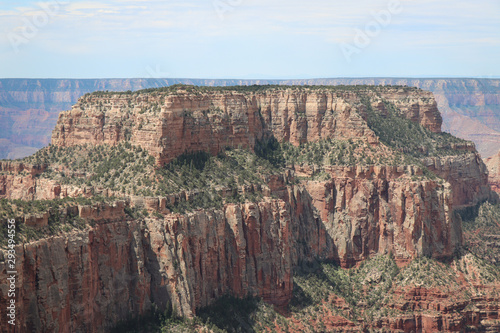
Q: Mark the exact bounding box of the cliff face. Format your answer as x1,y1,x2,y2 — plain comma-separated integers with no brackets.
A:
50,88,439,165
293,78,500,158
2,78,499,159
0,85,496,332
0,176,461,332
280,254,500,333
485,151,500,194
0,199,293,332
423,152,493,207
288,165,459,266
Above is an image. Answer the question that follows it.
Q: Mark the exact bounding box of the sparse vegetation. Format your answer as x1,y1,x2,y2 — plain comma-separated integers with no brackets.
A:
0,196,118,246
364,98,470,158
110,253,500,332
460,201,500,266
86,84,422,98
16,144,282,214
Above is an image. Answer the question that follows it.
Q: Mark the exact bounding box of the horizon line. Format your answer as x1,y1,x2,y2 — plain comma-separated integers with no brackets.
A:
1,76,500,81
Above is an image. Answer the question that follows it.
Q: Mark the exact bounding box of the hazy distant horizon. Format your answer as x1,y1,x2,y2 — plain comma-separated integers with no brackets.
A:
1,76,500,81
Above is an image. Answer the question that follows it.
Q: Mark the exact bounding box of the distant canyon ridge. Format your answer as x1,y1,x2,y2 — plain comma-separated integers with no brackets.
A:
1,78,499,159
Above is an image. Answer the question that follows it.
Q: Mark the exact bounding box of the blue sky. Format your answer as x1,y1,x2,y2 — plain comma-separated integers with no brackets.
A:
0,0,499,79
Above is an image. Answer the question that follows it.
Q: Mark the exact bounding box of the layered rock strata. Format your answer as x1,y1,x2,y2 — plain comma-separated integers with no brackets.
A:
0,86,495,332
51,88,440,165
485,150,500,195
0,171,462,332
295,165,460,265
0,199,292,332
3,78,500,159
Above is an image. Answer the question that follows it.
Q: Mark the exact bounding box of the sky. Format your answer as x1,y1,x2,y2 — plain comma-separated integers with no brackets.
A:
0,0,499,79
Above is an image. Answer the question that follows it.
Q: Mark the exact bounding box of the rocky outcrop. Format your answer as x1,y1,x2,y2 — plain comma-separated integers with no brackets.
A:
0,160,118,200
50,87,439,165
297,78,500,158
289,165,460,266
0,85,496,332
485,150,500,194
370,286,500,332
309,286,500,332
423,152,493,207
2,78,499,159
0,78,175,159
0,172,87,201
0,160,47,175
77,201,126,221
23,212,49,228
0,199,293,332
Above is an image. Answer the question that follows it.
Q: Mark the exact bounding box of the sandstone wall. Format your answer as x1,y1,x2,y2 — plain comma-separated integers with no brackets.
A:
50,88,440,165
0,164,465,332
0,199,293,332
0,87,495,332
371,286,500,332
423,152,494,207
286,165,460,267
3,78,500,159
485,150,500,195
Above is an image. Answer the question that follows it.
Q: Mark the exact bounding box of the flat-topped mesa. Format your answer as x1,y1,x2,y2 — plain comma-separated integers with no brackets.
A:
51,85,442,165
5,86,497,333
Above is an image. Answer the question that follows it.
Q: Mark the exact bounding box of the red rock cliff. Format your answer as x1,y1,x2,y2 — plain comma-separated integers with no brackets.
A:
0,199,293,332
51,87,440,165
1,86,495,332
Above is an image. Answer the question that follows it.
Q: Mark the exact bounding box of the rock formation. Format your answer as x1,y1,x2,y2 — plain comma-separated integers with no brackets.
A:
2,78,500,159
0,199,295,332
51,87,439,165
423,152,493,207
485,150,500,195
0,85,497,332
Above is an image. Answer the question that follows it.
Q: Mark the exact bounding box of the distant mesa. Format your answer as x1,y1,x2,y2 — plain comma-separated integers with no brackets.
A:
1,77,500,160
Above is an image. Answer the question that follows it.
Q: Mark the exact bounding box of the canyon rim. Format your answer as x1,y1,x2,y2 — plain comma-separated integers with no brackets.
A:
0,84,499,332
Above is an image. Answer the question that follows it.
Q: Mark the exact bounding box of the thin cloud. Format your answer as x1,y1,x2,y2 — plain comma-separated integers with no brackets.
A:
0,0,498,78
